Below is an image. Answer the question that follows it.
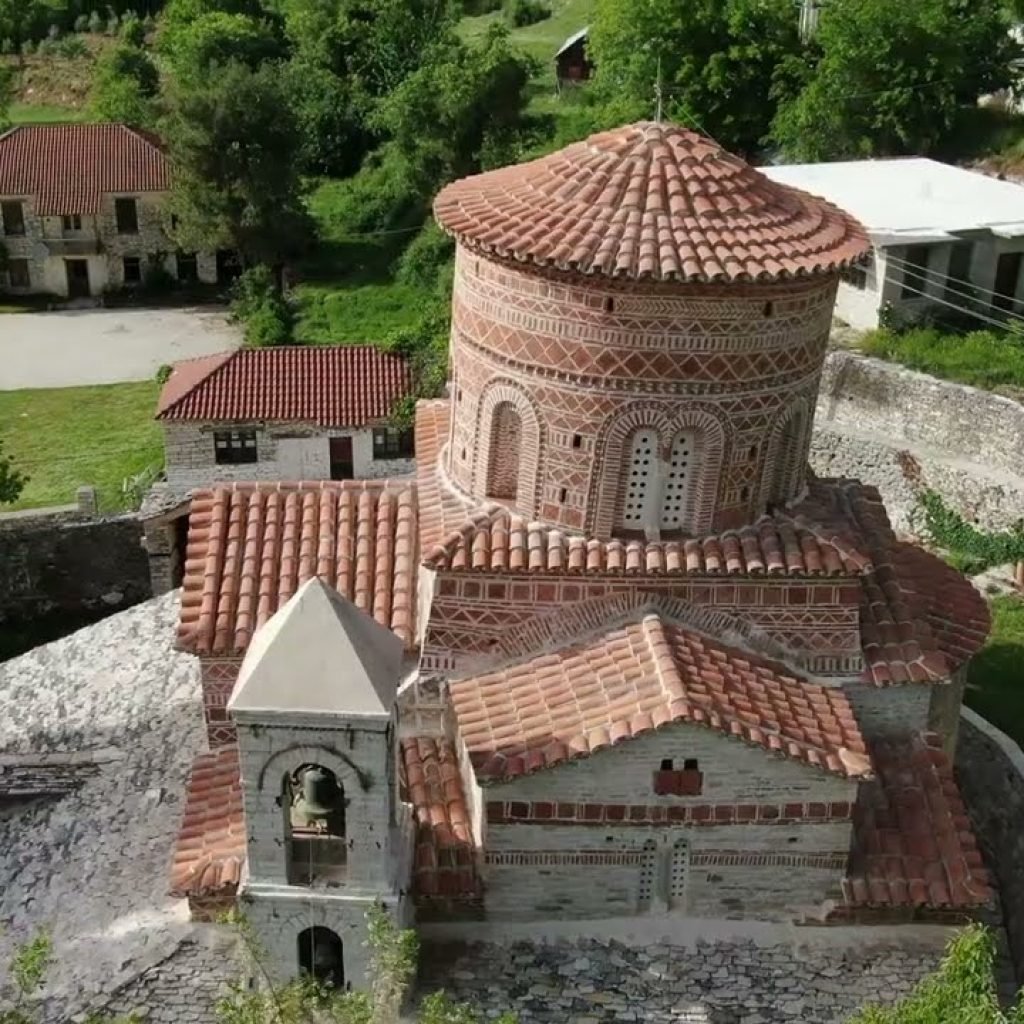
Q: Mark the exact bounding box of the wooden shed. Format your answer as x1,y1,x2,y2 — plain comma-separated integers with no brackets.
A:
555,27,592,90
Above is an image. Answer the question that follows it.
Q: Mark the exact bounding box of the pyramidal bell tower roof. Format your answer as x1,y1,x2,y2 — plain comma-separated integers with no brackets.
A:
228,576,404,724
434,120,869,283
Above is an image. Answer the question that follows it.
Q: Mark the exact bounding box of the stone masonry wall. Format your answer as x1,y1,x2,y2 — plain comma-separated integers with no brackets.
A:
162,422,414,487
957,708,1024,985
812,351,1024,532
0,512,149,622
841,683,931,739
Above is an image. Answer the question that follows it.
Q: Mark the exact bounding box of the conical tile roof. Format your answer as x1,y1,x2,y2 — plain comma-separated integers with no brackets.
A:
434,121,870,283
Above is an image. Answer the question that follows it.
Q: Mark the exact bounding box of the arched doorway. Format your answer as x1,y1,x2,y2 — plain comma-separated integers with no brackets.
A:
298,926,344,988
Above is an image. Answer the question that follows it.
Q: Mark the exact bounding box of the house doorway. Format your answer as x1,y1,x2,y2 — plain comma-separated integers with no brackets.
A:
65,259,91,298
329,437,354,480
297,927,344,989
993,251,1023,313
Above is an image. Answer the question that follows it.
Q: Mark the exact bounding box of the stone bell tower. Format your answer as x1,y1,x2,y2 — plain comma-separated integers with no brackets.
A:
228,576,414,989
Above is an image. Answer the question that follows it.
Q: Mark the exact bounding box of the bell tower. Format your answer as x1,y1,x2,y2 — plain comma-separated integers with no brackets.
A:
227,576,414,990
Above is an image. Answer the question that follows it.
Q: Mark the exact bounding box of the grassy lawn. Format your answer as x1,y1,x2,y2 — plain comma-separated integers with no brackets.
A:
860,327,1024,395
458,0,595,63
8,102,88,124
293,179,434,344
0,382,163,513
966,595,1024,748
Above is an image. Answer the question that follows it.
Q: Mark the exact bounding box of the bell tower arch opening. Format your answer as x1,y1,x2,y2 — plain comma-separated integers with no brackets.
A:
285,763,348,886
298,926,344,989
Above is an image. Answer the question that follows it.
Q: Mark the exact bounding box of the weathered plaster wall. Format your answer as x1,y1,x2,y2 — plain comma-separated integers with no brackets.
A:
0,510,149,623
162,422,414,487
812,352,1024,531
842,683,932,739
957,708,1024,985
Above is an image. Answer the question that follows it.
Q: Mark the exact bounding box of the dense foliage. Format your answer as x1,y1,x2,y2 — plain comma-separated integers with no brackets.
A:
0,0,162,47
0,438,27,505
846,925,1023,1023
772,0,1017,160
89,38,159,125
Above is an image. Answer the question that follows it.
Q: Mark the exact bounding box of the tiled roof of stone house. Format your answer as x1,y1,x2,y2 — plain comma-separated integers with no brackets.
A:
434,121,870,283
448,610,872,782
0,123,170,215
177,480,418,655
156,346,412,427
842,733,993,911
400,737,480,898
169,745,244,902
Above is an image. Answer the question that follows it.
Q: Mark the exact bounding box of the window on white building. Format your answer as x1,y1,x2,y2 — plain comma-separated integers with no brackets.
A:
900,245,930,299
214,428,257,464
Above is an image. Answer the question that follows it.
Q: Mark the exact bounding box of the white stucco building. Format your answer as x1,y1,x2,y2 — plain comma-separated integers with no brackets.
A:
764,158,1024,330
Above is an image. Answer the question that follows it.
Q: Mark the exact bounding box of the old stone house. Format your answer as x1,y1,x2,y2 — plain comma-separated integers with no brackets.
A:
166,123,995,991
0,123,217,298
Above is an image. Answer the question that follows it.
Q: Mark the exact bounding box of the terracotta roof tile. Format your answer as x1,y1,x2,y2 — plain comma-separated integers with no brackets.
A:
177,480,418,655
449,612,870,783
169,746,244,900
400,737,480,899
415,399,473,555
424,511,870,578
157,346,411,426
844,734,993,911
434,121,870,283
0,123,170,215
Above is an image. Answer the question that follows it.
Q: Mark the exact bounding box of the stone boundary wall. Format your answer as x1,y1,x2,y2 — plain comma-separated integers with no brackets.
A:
0,510,150,623
813,352,1024,532
957,708,1024,986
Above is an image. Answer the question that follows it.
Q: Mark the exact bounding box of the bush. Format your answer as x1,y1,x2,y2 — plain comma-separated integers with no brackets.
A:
106,13,120,35
47,23,60,40
504,0,550,27
142,259,175,294
395,220,455,289
57,35,88,57
155,364,173,385
119,12,144,46
36,38,55,55
88,10,104,33
74,14,89,32
231,265,295,347
0,38,14,54
20,40,35,55
462,0,503,12
244,302,294,346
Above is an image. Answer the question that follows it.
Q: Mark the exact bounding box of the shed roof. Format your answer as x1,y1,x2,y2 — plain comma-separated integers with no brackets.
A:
763,158,1024,245
555,26,589,57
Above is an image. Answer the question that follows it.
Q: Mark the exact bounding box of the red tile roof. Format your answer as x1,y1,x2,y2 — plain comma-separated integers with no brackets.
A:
157,346,412,427
400,737,480,899
0,123,170,215
415,399,471,556
423,506,872,577
169,746,244,900
449,612,871,782
843,734,993,911
178,480,418,655
434,121,870,283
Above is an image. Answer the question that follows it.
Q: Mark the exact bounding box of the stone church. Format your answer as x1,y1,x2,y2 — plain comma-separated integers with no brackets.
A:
167,122,994,989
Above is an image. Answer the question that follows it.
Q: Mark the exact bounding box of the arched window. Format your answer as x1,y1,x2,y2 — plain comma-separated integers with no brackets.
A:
769,410,806,505
661,431,697,530
286,764,348,886
298,927,344,988
619,428,658,531
486,402,522,500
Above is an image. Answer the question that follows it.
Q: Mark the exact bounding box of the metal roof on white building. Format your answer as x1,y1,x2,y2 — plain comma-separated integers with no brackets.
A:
763,158,1024,246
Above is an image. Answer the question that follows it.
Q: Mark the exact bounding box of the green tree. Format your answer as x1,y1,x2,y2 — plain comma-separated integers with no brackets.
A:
772,0,1017,160
160,11,284,78
89,41,159,125
848,925,1023,1023
0,439,27,506
0,63,14,131
587,0,801,156
160,60,314,275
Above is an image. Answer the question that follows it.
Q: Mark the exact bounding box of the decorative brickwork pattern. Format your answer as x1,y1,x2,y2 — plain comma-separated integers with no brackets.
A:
199,657,241,747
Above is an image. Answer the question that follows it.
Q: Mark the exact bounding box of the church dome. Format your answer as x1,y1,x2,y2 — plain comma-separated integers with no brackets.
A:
434,121,869,282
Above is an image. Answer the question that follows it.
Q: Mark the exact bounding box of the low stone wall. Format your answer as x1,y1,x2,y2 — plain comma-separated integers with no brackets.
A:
0,509,150,624
957,708,1024,986
813,352,1024,532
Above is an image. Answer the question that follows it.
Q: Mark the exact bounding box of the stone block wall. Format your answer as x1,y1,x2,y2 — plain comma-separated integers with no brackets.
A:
841,683,932,739
956,708,1024,986
162,422,414,487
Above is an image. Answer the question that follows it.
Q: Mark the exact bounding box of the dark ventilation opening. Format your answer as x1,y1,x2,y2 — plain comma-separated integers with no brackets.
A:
740,486,750,501
298,927,344,989
748,445,758,460
572,434,583,449
763,301,775,317
604,296,615,312
660,758,674,771
683,758,699,771
558,487,567,503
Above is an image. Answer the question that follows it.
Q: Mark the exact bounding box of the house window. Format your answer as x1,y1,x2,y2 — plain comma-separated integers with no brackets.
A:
841,254,871,291
6,258,30,289
1,200,25,236
61,214,82,232
122,256,142,284
900,244,930,299
945,242,973,302
115,198,139,235
993,251,1023,313
177,252,198,283
213,428,257,464
372,426,414,460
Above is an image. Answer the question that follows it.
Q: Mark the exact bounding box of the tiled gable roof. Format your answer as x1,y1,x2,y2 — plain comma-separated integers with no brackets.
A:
449,611,871,783
157,346,412,427
400,737,480,899
422,506,872,577
178,480,418,655
0,123,170,215
434,121,870,283
169,746,244,900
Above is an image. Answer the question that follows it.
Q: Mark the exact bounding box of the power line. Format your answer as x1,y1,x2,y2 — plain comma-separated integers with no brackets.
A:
875,269,1024,333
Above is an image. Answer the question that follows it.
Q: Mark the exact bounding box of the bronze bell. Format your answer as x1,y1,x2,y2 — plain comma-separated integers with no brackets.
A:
294,766,341,825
